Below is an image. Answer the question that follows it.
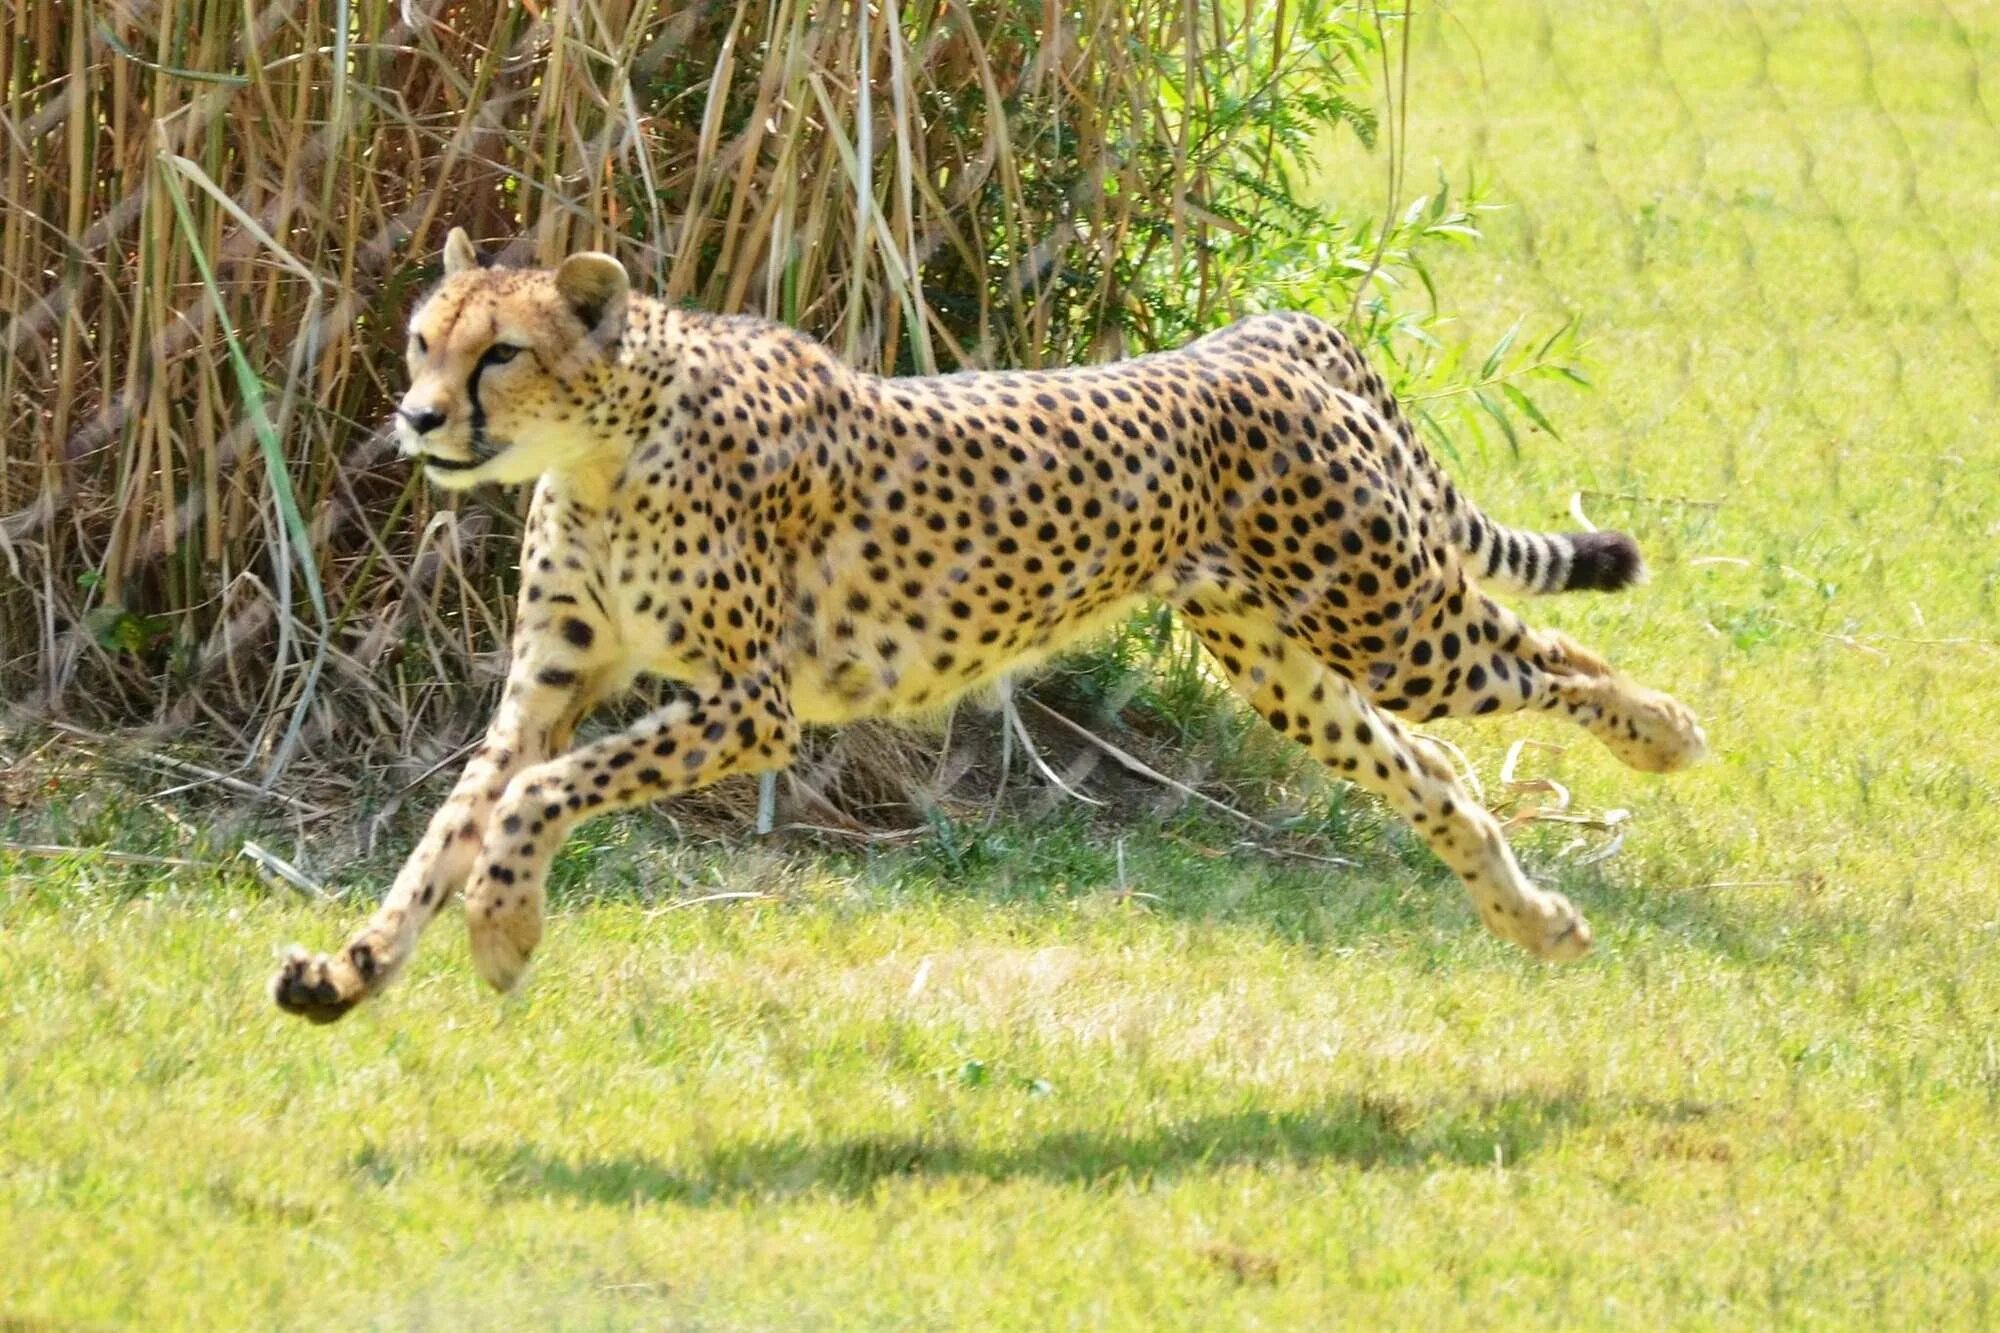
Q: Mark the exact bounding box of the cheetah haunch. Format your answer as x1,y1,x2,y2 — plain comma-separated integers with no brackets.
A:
274,230,1705,1022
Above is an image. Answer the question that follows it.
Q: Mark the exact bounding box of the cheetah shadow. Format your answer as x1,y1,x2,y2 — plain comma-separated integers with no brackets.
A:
544,815,1780,968
408,1089,1717,1208
752,805,1784,967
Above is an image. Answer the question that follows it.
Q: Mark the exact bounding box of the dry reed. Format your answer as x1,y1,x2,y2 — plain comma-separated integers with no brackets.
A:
0,2,1418,812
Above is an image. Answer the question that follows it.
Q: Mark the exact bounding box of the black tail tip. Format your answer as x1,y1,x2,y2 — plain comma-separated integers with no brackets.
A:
1565,530,1646,591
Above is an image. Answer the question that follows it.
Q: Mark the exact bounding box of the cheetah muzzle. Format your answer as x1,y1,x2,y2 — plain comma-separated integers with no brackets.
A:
271,229,1706,1023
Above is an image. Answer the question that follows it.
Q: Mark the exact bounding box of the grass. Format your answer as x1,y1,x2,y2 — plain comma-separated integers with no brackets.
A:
6,0,2000,1324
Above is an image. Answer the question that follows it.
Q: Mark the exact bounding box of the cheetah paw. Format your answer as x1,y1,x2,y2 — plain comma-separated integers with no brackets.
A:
1527,891,1593,962
270,944,372,1024
1618,690,1709,774
468,923,536,995
1489,891,1593,963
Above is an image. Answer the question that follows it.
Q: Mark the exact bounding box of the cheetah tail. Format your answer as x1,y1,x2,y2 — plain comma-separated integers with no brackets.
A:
1289,317,1647,596
1456,517,1647,595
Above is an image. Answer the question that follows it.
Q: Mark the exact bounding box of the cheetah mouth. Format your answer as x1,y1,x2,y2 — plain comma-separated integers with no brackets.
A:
409,434,508,476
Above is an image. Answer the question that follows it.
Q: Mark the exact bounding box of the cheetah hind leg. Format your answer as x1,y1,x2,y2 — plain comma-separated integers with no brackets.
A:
1533,630,1707,774
1180,603,1592,962
1357,584,1707,775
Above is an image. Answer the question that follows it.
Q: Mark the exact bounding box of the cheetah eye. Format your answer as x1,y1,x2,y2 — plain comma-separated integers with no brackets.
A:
480,343,524,367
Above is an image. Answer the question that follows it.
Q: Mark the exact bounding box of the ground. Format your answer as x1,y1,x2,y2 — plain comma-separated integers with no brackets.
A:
5,0,1999,1325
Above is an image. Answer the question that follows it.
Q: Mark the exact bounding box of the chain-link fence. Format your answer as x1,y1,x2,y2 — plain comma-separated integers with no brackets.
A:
2,1,1993,843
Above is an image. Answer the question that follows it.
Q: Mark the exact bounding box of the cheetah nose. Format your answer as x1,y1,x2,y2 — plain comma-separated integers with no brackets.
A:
399,405,448,435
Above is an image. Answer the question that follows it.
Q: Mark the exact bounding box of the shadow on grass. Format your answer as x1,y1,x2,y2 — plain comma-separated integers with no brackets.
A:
407,1089,1716,1208
540,804,1783,967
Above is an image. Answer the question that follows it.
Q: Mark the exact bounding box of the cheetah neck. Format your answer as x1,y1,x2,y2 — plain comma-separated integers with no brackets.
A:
530,301,695,499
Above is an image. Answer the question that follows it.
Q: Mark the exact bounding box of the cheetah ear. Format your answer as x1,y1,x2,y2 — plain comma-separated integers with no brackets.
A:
555,251,629,339
442,227,479,277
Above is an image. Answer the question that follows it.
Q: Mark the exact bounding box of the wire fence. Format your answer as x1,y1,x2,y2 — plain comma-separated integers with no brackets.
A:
2,0,1994,841
0,1,1391,816
1342,2,2000,694
1443,0,1998,457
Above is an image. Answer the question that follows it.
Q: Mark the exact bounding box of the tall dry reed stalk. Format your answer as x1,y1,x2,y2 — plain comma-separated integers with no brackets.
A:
6,2,1514,802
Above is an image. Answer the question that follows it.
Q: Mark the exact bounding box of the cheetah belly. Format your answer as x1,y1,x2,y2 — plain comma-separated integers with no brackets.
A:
786,593,1149,725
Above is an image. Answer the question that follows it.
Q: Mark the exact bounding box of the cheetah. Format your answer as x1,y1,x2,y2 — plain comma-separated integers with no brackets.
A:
272,229,1705,1022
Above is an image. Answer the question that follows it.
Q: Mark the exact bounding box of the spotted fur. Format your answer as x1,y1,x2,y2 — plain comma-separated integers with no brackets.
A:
272,232,1705,1022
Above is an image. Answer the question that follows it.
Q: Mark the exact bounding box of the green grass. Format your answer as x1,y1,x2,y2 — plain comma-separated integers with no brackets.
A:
6,0,2000,1324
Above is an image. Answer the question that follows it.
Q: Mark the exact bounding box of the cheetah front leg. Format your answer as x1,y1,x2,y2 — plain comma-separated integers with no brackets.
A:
463,672,799,993
271,478,615,1023
268,662,602,1022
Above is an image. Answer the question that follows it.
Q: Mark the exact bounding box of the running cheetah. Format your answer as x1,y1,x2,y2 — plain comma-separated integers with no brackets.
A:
272,230,1705,1022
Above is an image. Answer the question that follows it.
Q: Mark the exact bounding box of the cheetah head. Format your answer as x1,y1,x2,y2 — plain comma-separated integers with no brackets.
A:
396,228,631,490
